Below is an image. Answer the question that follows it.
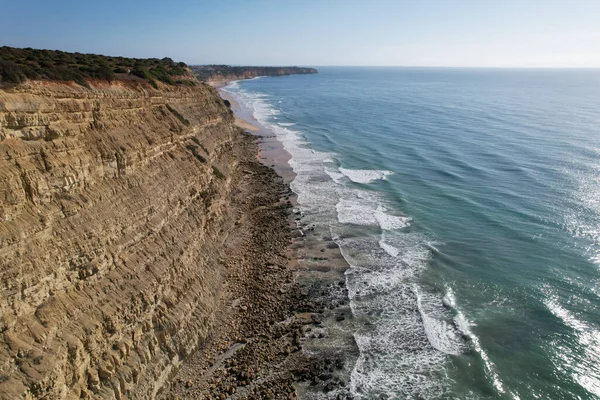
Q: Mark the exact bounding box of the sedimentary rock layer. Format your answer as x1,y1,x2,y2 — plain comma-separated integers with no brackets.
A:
0,79,251,399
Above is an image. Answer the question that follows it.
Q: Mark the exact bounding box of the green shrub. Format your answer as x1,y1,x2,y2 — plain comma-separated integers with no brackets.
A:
0,46,194,87
175,79,196,86
212,166,225,179
88,66,115,81
0,59,27,83
185,144,206,163
149,66,174,85
168,66,187,76
191,137,209,154
132,68,158,88
166,104,190,126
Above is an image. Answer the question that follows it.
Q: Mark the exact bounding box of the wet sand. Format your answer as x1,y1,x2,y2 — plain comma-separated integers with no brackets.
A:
219,87,296,186
208,81,229,89
234,117,260,132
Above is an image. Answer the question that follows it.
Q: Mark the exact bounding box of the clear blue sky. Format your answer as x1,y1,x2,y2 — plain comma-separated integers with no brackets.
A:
1,0,599,67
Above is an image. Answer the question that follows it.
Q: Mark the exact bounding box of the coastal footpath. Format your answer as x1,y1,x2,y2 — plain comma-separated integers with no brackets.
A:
191,65,318,84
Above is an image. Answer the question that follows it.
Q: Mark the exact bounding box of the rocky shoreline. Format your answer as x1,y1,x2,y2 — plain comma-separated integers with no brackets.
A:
160,88,358,399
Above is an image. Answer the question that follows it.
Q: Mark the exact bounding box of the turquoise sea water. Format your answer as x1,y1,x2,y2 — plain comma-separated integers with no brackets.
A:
224,68,600,399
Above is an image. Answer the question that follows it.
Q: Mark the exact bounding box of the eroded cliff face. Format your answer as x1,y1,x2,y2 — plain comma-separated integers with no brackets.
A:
0,79,252,398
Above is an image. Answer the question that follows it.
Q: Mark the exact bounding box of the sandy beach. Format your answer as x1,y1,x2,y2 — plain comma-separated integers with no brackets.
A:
234,117,260,132
218,84,296,185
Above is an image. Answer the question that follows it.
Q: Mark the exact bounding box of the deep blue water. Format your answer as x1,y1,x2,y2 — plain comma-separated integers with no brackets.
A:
225,67,600,399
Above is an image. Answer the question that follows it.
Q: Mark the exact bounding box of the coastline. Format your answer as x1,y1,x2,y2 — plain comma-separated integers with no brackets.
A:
161,78,357,399
159,121,305,399
218,84,296,186
221,79,358,398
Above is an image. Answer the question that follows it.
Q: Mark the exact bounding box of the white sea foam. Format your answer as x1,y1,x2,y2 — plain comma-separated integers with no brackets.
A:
443,287,457,308
347,282,454,398
337,227,457,399
338,234,465,398
223,80,240,91
339,168,393,184
544,293,600,398
323,166,345,184
335,196,410,231
376,205,411,230
351,318,447,398
278,122,296,126
415,286,465,355
345,264,416,300
379,240,400,257
450,294,512,398
226,81,461,399
336,197,378,226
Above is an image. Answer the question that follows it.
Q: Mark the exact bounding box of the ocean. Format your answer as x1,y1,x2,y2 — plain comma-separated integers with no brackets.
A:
223,67,600,399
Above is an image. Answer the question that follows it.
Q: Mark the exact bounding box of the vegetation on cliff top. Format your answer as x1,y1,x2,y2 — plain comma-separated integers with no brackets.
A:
0,46,197,88
191,65,318,81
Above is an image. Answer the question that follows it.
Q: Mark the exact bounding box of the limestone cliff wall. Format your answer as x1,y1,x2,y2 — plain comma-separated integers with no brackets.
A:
0,79,250,398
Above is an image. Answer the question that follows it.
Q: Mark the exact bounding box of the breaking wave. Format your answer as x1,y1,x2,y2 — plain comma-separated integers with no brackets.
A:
225,81,468,399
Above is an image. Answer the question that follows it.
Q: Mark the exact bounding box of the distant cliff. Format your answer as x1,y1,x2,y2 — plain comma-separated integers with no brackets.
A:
191,65,318,82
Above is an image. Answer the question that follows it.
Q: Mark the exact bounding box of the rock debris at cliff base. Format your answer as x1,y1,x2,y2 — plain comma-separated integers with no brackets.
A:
158,159,354,400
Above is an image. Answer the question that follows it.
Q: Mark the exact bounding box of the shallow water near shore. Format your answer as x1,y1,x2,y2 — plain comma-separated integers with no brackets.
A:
224,68,600,399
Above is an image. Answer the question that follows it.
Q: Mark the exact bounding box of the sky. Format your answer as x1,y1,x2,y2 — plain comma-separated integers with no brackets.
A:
1,0,599,67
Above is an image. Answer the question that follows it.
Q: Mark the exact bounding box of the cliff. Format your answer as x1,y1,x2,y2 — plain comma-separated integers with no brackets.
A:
191,65,318,83
0,76,263,398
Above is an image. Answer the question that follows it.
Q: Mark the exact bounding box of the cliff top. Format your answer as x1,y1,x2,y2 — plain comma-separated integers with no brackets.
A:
0,46,198,89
